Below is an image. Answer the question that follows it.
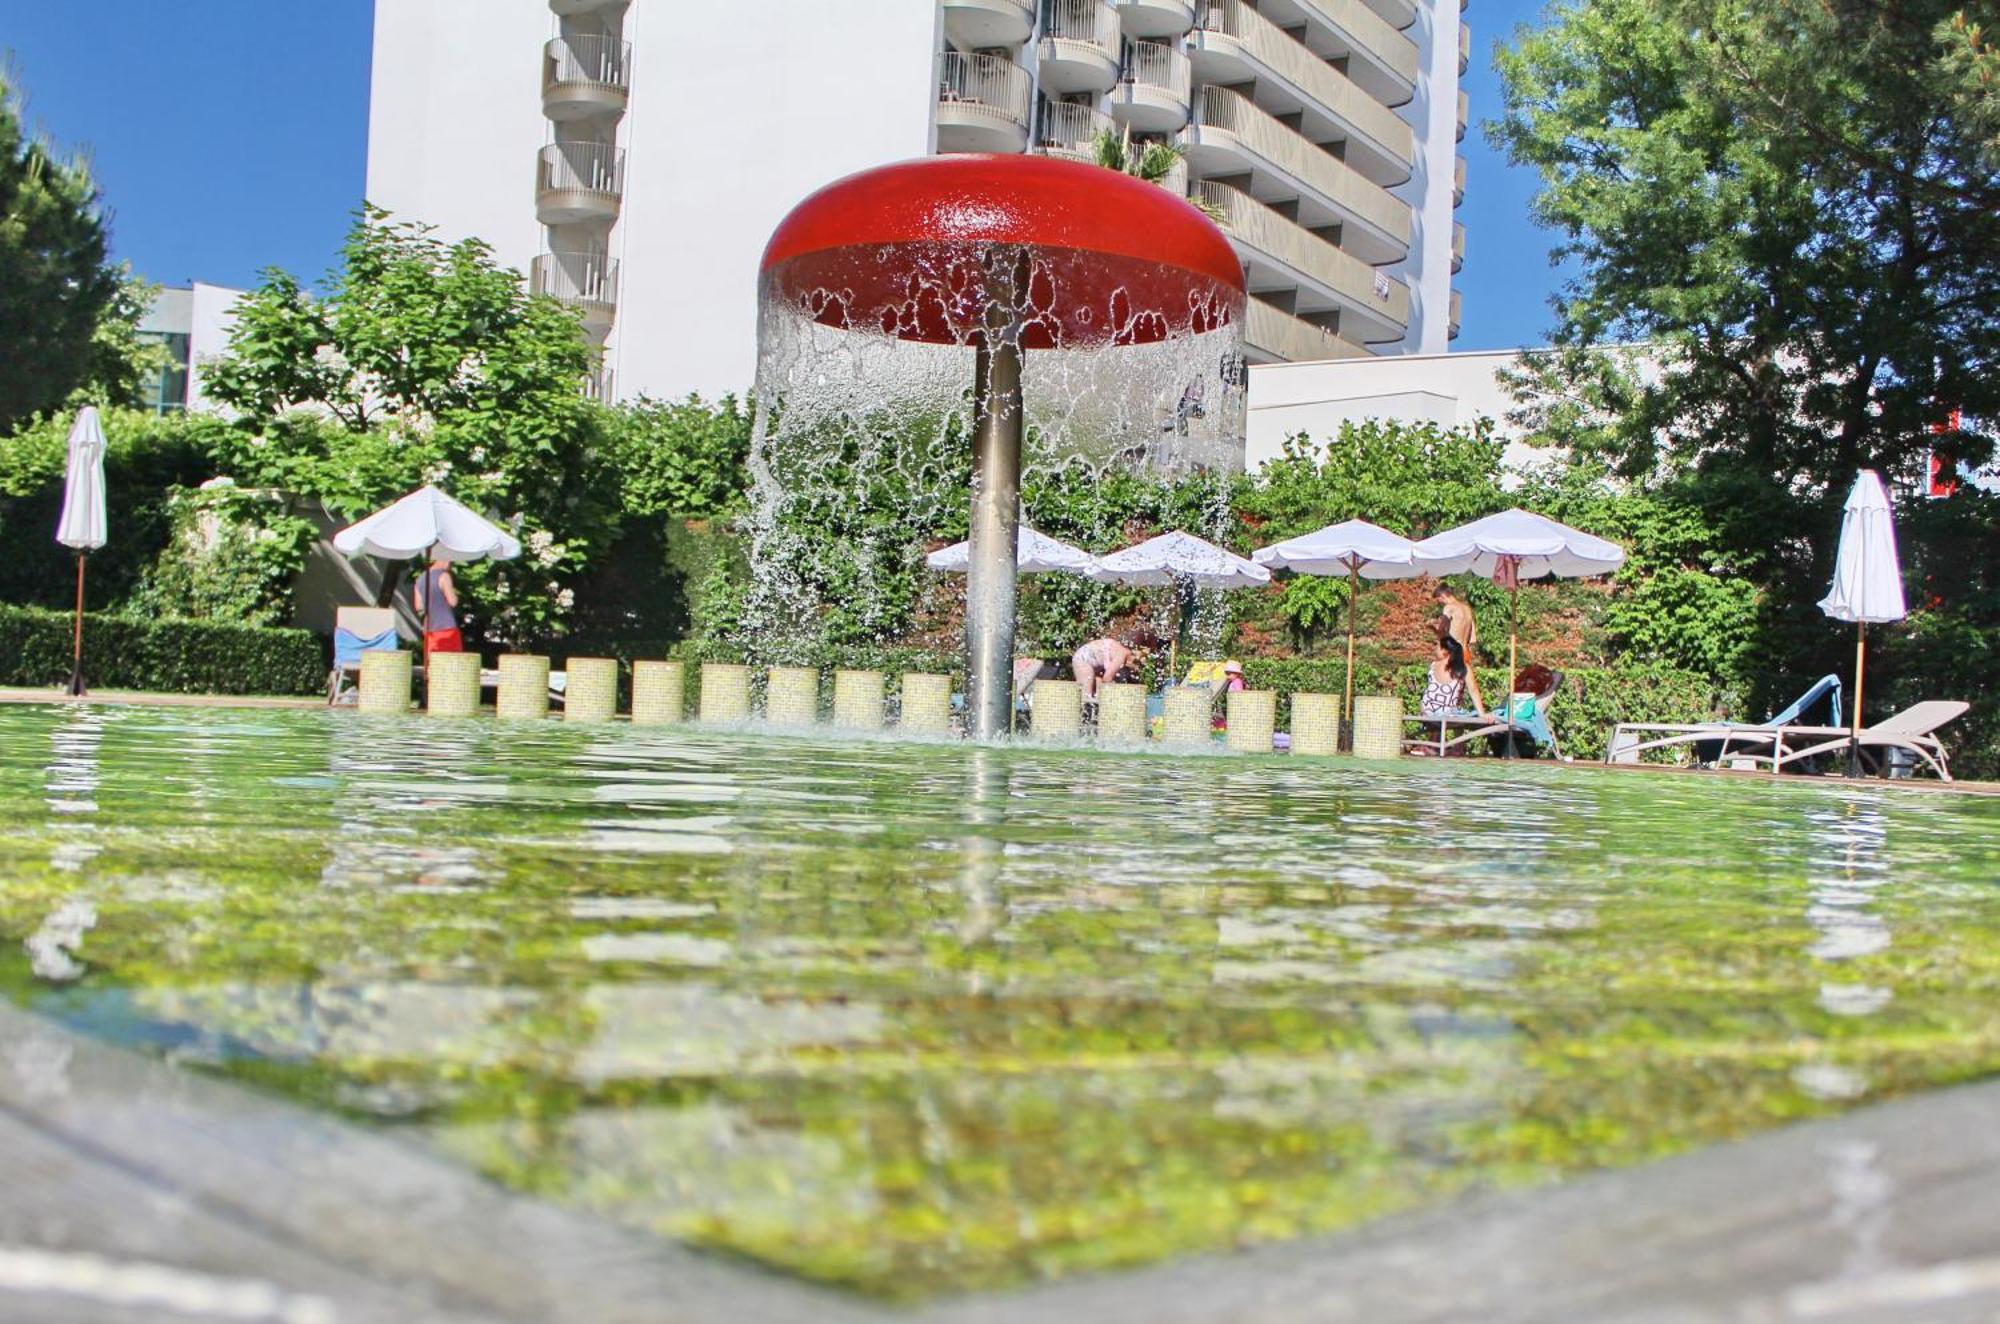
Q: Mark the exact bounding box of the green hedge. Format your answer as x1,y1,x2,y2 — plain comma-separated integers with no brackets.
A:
0,604,326,696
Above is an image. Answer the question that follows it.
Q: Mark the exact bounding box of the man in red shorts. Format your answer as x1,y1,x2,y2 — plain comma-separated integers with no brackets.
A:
413,555,463,659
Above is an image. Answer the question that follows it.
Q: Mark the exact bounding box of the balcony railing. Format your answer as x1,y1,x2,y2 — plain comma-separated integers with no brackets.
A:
1193,0,1413,179
542,36,632,119
941,0,1036,48
1111,0,1197,37
532,251,620,320
1451,220,1465,272
534,142,625,212
1124,39,1191,101
1244,298,1366,362
1449,288,1462,338
1454,153,1466,205
1293,0,1418,93
1459,21,1471,73
1195,178,1409,333
1036,100,1115,161
1457,87,1469,141
1041,0,1119,59
1191,85,1409,249
937,51,1032,133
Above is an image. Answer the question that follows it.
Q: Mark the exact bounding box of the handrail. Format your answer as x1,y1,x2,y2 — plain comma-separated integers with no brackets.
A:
532,252,620,308
937,51,1032,127
536,141,625,197
1042,0,1119,53
542,35,631,91
1037,100,1115,156
1194,0,1413,172
1192,85,1409,243
1293,0,1418,86
1122,39,1191,99
1195,178,1409,329
1244,298,1366,361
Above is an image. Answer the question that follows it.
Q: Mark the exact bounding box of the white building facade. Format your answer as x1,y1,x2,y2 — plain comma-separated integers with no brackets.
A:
365,0,1468,403
135,282,246,414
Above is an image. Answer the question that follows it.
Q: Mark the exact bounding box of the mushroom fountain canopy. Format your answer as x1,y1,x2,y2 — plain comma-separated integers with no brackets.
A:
760,153,1246,351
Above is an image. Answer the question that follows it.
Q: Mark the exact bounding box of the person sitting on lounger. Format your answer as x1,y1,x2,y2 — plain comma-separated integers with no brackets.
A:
1421,636,1471,718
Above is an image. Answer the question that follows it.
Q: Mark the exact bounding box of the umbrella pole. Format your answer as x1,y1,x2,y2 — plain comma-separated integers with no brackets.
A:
1506,586,1519,759
67,552,87,697
1850,621,1866,776
1344,562,1358,749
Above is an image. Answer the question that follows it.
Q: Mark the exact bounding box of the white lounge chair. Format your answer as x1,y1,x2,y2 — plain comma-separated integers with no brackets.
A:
1606,674,1843,768
1404,672,1566,759
1754,701,1969,782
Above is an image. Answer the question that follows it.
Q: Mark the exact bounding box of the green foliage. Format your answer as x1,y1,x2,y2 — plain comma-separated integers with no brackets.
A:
1275,573,1349,646
0,66,150,430
0,603,323,694
611,394,752,518
0,408,227,611
1238,420,1510,542
128,481,317,627
201,208,617,645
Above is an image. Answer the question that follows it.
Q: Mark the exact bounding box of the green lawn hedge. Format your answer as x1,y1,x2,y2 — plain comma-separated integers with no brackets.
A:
0,604,326,696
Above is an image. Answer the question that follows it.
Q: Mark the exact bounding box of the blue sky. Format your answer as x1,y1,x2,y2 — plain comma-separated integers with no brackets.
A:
1,0,1567,351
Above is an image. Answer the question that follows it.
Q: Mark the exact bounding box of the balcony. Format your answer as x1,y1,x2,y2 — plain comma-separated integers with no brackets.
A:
1037,0,1121,95
936,52,1032,153
1191,0,1414,186
549,0,624,13
1243,297,1368,363
1186,85,1411,263
1454,153,1466,205
1195,178,1408,343
1108,40,1191,133
1263,0,1418,106
1459,21,1471,74
1451,220,1465,273
531,251,619,332
541,36,630,122
1457,87,1469,141
1035,100,1115,163
942,0,1035,48
1112,0,1196,38
1449,288,1462,339
534,142,624,224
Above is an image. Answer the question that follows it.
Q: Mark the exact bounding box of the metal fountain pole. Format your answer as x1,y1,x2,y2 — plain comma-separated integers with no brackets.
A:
965,246,1029,741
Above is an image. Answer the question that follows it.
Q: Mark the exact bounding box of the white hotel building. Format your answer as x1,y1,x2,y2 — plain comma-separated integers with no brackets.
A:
365,0,1469,405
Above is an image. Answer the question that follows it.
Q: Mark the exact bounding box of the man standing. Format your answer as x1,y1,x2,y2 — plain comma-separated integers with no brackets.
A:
1433,583,1487,715
413,556,463,660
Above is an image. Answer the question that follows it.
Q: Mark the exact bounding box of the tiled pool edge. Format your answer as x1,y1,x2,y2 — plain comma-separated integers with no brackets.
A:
3,1001,1997,1323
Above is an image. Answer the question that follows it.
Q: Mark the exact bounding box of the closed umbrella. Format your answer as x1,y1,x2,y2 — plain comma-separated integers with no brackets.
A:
1253,519,1420,731
1414,509,1626,736
1091,531,1269,676
1817,471,1905,760
332,485,522,649
927,526,1097,575
54,407,109,696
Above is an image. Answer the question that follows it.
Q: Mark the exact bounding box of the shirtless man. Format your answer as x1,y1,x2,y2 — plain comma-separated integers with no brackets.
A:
1433,584,1488,715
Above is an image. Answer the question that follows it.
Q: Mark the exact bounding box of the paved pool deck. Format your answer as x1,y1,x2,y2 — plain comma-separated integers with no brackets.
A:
1,998,1997,1324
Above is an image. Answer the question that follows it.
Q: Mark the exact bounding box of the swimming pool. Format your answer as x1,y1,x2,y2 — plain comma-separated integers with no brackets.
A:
1,704,1995,1298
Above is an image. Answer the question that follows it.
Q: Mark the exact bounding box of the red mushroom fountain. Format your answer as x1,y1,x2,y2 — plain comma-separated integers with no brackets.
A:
760,154,1247,739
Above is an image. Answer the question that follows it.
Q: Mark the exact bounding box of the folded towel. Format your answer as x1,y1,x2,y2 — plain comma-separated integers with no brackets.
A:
334,628,399,669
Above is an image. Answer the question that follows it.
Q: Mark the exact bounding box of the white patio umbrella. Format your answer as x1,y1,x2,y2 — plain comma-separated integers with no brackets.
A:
1817,471,1905,751
332,485,522,643
1254,519,1420,726
926,526,1097,575
54,406,109,696
1413,508,1626,709
1092,531,1270,676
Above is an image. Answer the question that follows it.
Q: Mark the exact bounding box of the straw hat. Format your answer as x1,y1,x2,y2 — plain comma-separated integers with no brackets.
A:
1223,659,1243,675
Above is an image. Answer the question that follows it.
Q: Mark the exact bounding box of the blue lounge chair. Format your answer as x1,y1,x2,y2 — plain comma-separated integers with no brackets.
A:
327,606,402,703
1605,674,1842,767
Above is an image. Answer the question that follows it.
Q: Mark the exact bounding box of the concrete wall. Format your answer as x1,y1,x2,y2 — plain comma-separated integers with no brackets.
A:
186,282,246,412
1245,347,1532,467
364,0,550,279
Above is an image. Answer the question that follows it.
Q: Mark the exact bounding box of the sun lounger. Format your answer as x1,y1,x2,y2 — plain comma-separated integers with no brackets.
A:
327,606,402,704
1754,701,1969,781
1404,672,1566,758
1605,675,1843,768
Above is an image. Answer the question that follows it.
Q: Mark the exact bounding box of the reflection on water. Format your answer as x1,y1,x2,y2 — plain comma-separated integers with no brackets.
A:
0,706,1997,1298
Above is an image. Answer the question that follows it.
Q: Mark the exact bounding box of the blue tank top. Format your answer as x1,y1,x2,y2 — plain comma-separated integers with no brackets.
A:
418,567,457,630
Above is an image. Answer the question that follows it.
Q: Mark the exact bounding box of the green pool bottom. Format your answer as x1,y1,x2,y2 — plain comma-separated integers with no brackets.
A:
0,704,1996,1299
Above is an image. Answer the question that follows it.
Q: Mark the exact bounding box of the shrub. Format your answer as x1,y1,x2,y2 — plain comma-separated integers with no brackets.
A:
0,604,325,695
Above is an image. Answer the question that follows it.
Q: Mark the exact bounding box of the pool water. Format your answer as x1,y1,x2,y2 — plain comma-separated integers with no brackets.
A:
1,704,1997,1298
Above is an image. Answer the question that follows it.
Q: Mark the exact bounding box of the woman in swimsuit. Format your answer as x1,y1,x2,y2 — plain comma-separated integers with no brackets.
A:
1072,635,1135,702
1420,635,1470,718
